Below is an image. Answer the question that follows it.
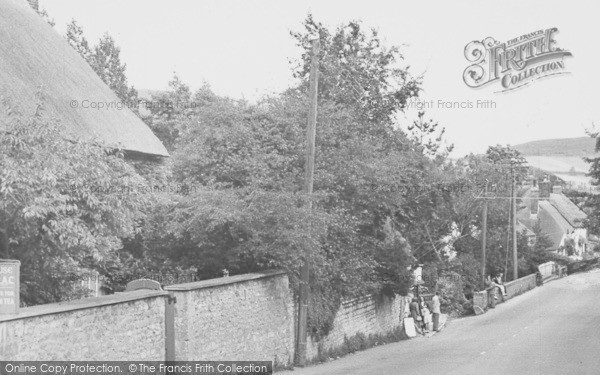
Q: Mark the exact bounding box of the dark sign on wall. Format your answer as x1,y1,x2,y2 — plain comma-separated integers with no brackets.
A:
0,260,20,314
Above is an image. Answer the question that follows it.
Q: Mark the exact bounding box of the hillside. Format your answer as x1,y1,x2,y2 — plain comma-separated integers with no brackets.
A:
513,137,596,157
513,137,598,190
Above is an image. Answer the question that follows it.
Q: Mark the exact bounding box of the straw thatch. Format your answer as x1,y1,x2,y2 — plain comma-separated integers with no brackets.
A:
0,0,169,157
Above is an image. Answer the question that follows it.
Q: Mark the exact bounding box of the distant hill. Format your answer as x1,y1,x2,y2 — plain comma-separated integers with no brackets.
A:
513,137,596,157
513,137,598,191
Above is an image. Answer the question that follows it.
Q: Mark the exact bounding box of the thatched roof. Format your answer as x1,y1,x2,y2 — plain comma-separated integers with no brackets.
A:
538,201,571,250
549,193,586,228
0,0,169,157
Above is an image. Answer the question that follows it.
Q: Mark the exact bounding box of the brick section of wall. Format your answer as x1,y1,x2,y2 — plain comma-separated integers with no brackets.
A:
305,294,407,361
165,270,295,366
505,273,537,299
0,290,168,360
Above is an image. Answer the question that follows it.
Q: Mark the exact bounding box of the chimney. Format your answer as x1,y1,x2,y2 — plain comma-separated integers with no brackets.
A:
552,185,563,195
539,181,550,200
529,189,539,219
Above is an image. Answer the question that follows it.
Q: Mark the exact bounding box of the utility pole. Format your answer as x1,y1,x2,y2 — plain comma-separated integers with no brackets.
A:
512,167,518,280
481,182,488,290
296,38,319,366
489,157,524,281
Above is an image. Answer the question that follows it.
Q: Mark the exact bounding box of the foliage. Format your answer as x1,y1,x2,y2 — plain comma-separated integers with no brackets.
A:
314,326,406,364
27,0,55,27
583,135,600,236
566,257,600,274
65,22,139,105
290,14,421,126
65,20,92,62
119,19,537,333
142,74,200,152
435,271,468,317
407,111,454,158
5,13,556,341
121,16,439,335
0,98,150,305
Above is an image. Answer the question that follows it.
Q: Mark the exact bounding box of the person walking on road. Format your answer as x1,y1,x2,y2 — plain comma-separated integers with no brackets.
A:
431,291,441,332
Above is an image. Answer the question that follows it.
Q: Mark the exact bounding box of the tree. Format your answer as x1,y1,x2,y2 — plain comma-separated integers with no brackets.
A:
114,17,466,334
142,73,199,152
91,34,139,104
435,146,532,284
0,96,150,305
64,25,139,106
584,127,600,235
407,111,454,158
127,78,426,335
65,20,92,62
27,0,55,27
291,15,421,128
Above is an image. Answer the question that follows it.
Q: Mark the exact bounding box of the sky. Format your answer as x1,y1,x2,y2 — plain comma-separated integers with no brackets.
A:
40,0,600,156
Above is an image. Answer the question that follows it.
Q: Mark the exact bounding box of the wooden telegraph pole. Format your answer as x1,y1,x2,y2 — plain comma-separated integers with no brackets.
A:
481,182,488,290
296,38,319,366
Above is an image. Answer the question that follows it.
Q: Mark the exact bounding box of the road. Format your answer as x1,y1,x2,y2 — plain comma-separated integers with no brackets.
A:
280,269,600,375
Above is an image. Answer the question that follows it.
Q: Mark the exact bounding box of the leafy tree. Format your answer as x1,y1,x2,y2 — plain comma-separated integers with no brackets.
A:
65,20,92,62
128,75,426,335
407,111,454,158
64,25,139,105
91,34,139,104
0,97,150,305
143,73,199,152
435,146,533,285
27,0,55,27
133,17,461,332
584,131,600,235
291,14,421,127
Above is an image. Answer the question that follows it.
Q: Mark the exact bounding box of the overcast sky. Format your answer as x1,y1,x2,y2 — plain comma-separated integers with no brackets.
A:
40,0,600,156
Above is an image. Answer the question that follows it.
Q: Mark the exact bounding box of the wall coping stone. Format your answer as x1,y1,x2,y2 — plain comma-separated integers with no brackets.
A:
504,273,536,288
164,269,286,292
0,290,169,323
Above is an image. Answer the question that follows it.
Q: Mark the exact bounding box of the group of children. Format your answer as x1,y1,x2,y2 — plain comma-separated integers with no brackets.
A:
408,291,441,335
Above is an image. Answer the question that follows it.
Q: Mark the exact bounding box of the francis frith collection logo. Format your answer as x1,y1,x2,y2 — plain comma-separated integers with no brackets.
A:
463,28,572,92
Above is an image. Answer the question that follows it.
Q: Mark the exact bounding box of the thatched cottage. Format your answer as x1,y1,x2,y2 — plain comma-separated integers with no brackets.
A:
0,0,168,158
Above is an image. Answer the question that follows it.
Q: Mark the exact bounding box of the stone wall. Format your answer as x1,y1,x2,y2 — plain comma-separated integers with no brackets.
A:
504,273,537,299
306,294,407,362
1,270,410,364
472,273,538,315
165,270,295,366
0,290,168,360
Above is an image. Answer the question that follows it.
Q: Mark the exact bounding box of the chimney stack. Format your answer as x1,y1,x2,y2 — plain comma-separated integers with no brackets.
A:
539,181,550,199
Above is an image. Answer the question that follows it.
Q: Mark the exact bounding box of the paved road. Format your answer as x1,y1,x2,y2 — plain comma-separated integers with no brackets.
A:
280,269,600,375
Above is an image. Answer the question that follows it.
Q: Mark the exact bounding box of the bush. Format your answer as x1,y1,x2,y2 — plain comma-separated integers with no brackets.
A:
462,300,474,315
314,327,407,364
436,271,468,316
567,257,600,274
